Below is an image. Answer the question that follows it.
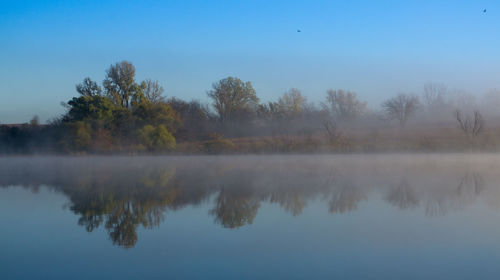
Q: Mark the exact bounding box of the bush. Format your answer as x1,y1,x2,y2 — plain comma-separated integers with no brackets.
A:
137,125,176,152
202,133,235,154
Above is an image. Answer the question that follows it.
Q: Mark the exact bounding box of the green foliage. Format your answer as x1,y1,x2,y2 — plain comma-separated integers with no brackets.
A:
167,98,214,140
60,121,92,152
132,96,180,133
137,125,176,152
202,133,235,154
56,64,180,153
103,61,139,108
66,95,116,124
207,76,259,123
76,77,102,97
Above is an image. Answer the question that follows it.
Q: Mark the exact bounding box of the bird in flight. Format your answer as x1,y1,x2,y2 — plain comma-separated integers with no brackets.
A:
483,9,487,13
297,29,301,33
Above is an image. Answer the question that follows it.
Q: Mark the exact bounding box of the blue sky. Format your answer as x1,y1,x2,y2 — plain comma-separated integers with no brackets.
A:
1,0,499,123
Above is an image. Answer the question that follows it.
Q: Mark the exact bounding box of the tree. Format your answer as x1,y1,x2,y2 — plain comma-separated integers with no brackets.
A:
422,83,447,110
207,77,259,123
142,79,165,104
76,77,102,97
103,61,138,108
167,98,213,140
323,89,366,121
65,95,116,124
257,102,283,121
455,110,483,137
382,94,420,126
278,88,306,118
323,119,342,144
62,121,92,152
132,96,180,134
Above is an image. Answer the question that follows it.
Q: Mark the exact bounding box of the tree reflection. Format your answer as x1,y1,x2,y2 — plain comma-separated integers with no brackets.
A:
386,181,419,210
0,156,495,248
425,172,484,216
211,188,260,228
328,183,367,214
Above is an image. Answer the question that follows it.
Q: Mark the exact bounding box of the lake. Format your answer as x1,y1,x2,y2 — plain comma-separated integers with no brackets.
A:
2,154,500,279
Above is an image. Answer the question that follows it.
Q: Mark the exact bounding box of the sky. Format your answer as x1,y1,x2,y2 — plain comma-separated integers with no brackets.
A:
1,0,500,123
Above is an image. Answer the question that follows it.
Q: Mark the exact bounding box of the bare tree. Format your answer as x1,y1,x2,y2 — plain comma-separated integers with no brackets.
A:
381,94,420,126
422,83,447,110
455,110,483,137
323,119,341,144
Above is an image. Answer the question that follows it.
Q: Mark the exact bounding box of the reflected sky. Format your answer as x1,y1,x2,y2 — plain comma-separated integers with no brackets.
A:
2,155,500,279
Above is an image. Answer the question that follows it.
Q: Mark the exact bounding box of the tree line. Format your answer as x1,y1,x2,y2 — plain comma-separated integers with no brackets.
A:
0,60,498,154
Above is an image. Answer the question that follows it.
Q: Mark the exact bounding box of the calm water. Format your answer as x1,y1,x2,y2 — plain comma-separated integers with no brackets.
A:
2,154,500,279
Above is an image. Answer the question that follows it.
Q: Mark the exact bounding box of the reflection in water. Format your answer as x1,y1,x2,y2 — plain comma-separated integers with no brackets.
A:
386,181,419,210
0,155,498,248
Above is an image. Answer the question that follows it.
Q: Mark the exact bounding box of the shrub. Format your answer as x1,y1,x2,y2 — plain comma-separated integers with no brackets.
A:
202,133,235,154
137,125,176,152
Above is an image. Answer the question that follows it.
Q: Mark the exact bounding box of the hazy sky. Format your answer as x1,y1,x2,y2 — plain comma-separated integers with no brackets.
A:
1,0,500,123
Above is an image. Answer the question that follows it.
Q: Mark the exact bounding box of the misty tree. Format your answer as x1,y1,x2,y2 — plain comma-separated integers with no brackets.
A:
448,90,476,111
257,102,283,121
323,119,342,144
454,110,483,137
481,89,500,113
142,79,165,104
103,61,139,108
322,89,367,121
278,88,306,118
422,83,447,111
207,77,259,123
167,98,213,140
76,77,102,97
382,94,420,126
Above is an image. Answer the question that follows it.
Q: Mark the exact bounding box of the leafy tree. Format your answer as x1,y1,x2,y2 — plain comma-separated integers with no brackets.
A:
132,95,180,134
207,77,259,123
65,95,116,124
103,61,139,108
278,88,306,118
323,89,367,121
167,98,213,140
76,77,102,97
257,102,282,121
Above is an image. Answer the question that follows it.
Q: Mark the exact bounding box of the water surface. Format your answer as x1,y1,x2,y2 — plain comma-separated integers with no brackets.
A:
2,154,500,279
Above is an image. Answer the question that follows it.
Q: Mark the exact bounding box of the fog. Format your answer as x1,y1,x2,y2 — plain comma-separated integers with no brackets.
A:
2,154,500,247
